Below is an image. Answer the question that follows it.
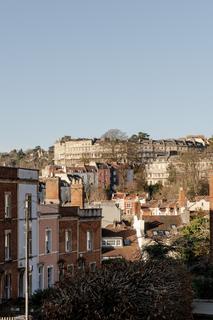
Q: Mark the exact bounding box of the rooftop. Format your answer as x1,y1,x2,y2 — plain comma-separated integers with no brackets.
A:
38,204,102,218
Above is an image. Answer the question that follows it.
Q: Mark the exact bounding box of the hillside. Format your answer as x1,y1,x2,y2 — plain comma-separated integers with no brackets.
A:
0,146,54,172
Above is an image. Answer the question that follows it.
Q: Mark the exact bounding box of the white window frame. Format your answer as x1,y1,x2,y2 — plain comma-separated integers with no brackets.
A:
4,273,11,299
5,230,11,261
29,229,32,257
47,266,54,288
25,193,32,219
116,239,121,246
65,229,72,253
86,230,93,252
38,265,44,290
4,192,12,218
45,229,52,254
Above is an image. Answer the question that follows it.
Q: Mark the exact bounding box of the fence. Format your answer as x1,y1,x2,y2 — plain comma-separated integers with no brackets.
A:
0,317,30,320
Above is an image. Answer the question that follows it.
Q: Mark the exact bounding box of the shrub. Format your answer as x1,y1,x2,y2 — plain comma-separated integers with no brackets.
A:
36,259,193,320
193,276,213,299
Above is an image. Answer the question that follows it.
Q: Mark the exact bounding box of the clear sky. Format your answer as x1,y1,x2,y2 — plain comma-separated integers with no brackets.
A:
1,1,213,151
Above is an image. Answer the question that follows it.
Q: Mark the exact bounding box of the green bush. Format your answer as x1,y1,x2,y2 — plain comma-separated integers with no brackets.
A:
193,276,213,299
191,263,213,299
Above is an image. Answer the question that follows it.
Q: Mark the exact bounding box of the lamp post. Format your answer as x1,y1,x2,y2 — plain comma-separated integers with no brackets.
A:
25,195,30,320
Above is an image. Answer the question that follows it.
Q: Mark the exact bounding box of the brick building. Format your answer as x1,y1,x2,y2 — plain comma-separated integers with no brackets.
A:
0,167,39,302
124,195,141,216
96,163,111,190
0,167,18,301
38,206,60,289
38,204,102,288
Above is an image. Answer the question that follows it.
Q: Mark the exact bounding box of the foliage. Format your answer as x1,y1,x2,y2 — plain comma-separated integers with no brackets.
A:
164,150,210,199
167,163,177,184
133,165,147,191
173,216,209,266
193,275,213,299
0,146,53,172
31,288,57,319
144,182,163,199
102,258,128,267
129,132,150,141
60,135,72,142
142,241,176,260
36,259,193,320
185,263,213,299
197,178,209,196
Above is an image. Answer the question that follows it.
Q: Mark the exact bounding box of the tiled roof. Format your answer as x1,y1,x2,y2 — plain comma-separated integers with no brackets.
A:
194,196,210,202
142,215,183,231
102,226,136,239
102,225,140,261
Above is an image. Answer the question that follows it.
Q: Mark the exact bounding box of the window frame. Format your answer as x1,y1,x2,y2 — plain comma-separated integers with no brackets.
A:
4,273,12,300
38,265,44,290
4,192,12,218
86,230,93,252
25,193,32,220
65,229,72,253
47,266,54,288
4,230,11,261
45,229,52,254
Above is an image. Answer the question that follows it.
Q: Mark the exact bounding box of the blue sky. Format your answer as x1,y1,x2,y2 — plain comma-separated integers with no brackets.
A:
1,1,213,151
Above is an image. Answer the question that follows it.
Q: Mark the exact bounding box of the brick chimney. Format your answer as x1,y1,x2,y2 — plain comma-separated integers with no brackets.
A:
209,172,213,263
178,187,187,208
45,177,61,204
70,178,84,208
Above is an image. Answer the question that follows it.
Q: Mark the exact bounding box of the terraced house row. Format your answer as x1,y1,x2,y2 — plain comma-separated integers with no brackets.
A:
54,136,208,166
0,167,102,302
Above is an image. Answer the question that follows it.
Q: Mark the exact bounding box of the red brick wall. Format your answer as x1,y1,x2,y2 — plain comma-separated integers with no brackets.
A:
79,220,101,267
0,263,18,300
59,219,78,267
0,182,18,299
98,169,110,189
0,167,17,180
70,184,84,208
46,178,60,204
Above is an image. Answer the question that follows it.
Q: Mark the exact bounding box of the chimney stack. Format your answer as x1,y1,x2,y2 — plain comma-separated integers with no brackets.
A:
209,172,213,263
70,178,84,208
45,177,61,204
178,187,187,208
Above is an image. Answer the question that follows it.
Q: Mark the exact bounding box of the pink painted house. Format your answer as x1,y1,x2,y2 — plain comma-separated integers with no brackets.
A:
38,205,59,289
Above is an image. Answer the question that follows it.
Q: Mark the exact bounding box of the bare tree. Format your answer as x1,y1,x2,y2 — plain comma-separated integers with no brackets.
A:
101,129,128,141
100,129,128,162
